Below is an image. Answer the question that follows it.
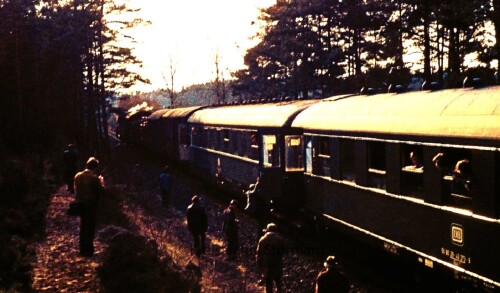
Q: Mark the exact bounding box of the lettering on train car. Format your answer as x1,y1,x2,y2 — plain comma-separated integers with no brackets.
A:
441,248,471,265
383,242,400,255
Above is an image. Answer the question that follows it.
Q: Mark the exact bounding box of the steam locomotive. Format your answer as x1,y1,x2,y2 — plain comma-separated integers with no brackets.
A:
118,86,500,290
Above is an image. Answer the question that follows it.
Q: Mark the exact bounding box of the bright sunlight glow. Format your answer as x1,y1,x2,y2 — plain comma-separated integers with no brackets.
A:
122,0,275,93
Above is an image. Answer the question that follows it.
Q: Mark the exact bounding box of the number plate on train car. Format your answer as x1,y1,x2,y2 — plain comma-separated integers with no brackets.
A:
383,242,400,255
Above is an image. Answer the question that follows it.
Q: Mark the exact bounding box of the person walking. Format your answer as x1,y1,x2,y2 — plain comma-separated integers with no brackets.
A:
187,195,208,257
62,144,78,194
315,255,349,293
256,223,286,293
73,157,104,257
159,165,173,209
223,199,239,260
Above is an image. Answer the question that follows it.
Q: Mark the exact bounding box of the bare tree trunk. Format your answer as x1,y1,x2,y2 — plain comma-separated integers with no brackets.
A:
493,0,500,82
423,0,431,81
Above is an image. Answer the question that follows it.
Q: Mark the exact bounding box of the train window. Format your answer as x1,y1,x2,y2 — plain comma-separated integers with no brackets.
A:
434,148,472,207
305,137,313,173
285,135,303,171
191,126,204,147
178,125,189,146
263,135,280,167
223,129,230,151
401,146,424,197
368,141,386,190
216,129,223,150
250,131,259,160
314,137,331,177
206,128,215,149
232,131,240,155
339,139,355,182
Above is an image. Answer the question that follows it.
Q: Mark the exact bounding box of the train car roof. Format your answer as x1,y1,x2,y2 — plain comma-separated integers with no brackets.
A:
148,109,169,120
148,106,205,121
161,105,205,119
187,100,319,128
292,86,500,142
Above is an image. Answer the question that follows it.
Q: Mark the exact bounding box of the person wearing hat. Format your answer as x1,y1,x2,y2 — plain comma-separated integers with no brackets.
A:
187,195,208,257
315,255,349,293
256,223,286,293
73,157,104,256
223,199,239,260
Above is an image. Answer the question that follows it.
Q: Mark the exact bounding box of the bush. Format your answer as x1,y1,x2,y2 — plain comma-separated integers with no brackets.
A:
97,186,129,228
98,232,199,293
0,155,54,291
0,235,32,291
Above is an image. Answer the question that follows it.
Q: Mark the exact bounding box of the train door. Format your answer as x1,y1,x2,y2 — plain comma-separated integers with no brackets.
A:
283,135,305,209
178,123,190,161
259,133,282,204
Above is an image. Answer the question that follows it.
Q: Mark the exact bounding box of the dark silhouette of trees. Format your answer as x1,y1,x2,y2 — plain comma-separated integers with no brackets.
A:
232,0,498,100
0,0,146,157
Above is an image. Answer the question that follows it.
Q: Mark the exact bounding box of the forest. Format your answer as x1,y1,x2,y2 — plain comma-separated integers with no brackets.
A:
1,0,500,153
232,0,500,100
0,0,146,155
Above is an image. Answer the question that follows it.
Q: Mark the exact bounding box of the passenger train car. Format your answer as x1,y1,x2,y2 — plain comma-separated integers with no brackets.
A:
187,99,320,211
292,87,500,289
117,86,500,289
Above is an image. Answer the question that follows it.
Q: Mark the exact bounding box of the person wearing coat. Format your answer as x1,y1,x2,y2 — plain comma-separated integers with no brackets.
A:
256,223,286,293
187,195,208,257
315,255,349,293
223,199,239,260
73,157,104,256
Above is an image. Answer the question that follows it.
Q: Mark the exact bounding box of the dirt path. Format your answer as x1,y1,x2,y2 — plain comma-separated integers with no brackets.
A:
29,143,323,292
31,187,104,292
30,169,267,292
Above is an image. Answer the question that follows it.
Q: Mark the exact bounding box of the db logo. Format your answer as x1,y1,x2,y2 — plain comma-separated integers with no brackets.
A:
451,224,464,246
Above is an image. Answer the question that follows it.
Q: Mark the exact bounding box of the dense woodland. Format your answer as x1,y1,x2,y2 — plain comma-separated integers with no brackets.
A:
1,0,500,152
0,0,146,155
232,0,500,99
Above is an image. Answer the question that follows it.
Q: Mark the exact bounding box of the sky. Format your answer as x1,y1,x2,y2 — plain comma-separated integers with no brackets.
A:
121,0,276,93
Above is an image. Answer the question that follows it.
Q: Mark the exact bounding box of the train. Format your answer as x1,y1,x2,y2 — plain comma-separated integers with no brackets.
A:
117,85,500,290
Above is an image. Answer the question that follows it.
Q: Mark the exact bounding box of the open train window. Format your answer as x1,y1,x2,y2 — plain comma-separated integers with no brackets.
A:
401,145,424,197
305,136,312,173
314,137,331,177
433,148,472,207
263,135,280,167
368,141,386,190
250,131,259,160
339,139,355,182
285,135,303,171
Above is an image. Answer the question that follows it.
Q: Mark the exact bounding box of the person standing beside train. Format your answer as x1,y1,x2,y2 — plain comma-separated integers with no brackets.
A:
256,223,286,293
223,199,239,260
315,255,349,293
159,165,173,209
245,176,266,240
187,195,208,257
73,157,104,257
